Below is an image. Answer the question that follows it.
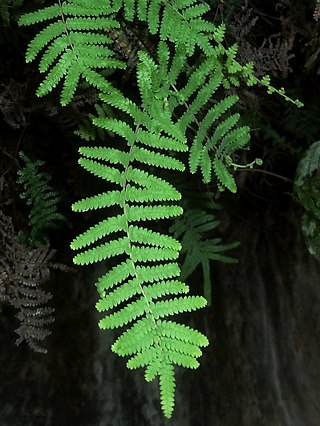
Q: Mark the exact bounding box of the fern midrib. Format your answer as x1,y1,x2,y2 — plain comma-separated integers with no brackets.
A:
57,0,79,67
121,122,159,330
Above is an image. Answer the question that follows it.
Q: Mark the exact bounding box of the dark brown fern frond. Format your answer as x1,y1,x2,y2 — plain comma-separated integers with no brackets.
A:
0,211,63,353
0,270,8,303
8,245,55,354
106,19,152,81
230,6,295,78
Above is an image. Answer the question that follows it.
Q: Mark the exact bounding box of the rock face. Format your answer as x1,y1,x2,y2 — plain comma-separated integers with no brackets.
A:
200,205,320,426
1,201,320,425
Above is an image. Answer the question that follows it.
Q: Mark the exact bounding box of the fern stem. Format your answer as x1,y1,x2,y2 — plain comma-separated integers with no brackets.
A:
121,123,158,327
170,82,201,129
57,0,76,56
238,168,293,183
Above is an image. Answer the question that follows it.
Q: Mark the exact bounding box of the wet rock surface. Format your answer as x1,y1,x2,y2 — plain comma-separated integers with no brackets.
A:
1,201,320,426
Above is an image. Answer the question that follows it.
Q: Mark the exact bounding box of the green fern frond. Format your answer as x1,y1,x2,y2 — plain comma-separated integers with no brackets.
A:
170,205,239,305
71,49,209,418
17,152,65,247
19,1,124,105
186,83,250,188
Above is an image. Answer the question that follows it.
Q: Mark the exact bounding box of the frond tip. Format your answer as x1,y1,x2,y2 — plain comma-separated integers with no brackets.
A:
112,314,209,418
159,363,175,418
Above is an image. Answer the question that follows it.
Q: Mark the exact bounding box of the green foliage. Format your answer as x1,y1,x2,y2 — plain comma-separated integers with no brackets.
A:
18,0,303,107
17,152,65,247
294,141,320,261
19,0,125,105
18,0,304,418
294,141,320,188
70,50,209,417
170,202,239,306
19,0,303,191
300,213,320,261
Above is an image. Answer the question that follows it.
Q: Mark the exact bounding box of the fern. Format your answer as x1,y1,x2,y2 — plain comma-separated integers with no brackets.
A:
19,0,303,109
18,0,302,193
170,203,239,306
18,0,306,418
69,47,212,417
17,152,65,247
18,0,125,105
0,212,56,354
